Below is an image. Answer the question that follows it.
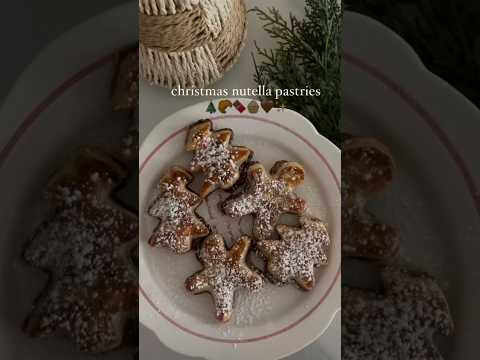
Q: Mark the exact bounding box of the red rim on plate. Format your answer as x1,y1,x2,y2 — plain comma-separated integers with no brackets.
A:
139,115,341,343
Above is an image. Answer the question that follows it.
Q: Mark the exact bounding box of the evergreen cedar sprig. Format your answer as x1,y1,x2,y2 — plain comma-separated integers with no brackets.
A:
252,0,342,145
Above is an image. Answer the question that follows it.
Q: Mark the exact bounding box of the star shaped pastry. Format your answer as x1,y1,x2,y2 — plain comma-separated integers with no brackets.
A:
223,161,307,240
185,234,264,322
257,216,330,290
23,148,138,353
148,166,210,254
185,119,253,198
342,267,453,359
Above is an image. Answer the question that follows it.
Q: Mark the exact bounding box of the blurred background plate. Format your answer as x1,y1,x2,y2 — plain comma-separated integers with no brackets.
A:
0,2,136,359
343,12,480,359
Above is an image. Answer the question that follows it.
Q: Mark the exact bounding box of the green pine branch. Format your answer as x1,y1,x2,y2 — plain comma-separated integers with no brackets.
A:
252,0,342,145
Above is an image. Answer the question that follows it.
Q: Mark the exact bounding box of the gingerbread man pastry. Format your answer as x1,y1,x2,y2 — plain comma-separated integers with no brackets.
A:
223,161,307,240
257,216,330,290
23,148,138,353
185,119,253,198
185,234,264,322
342,137,399,260
148,166,210,254
342,267,453,359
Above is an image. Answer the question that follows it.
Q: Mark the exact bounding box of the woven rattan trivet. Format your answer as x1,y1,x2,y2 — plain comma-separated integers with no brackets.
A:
139,0,247,88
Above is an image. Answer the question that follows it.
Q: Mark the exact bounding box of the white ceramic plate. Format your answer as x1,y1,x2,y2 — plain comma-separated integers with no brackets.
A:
0,3,136,359
139,99,341,360
343,12,480,359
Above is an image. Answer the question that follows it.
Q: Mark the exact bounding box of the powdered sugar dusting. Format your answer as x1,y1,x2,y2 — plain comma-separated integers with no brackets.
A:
257,216,330,290
233,283,275,326
149,183,189,224
185,235,263,322
186,120,252,197
192,136,236,184
24,164,138,353
342,268,453,359
223,162,307,240
148,167,209,253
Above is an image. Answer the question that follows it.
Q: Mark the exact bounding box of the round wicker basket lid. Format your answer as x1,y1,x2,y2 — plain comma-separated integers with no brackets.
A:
139,0,247,88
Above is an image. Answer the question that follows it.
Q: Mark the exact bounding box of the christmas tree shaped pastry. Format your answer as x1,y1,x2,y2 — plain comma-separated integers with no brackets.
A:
342,137,399,260
23,148,138,353
257,216,330,290
185,119,253,198
185,234,263,322
223,161,307,240
148,166,210,254
342,267,453,359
